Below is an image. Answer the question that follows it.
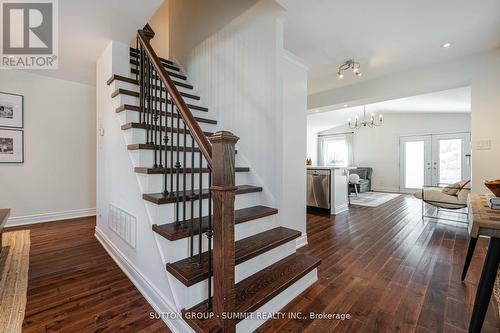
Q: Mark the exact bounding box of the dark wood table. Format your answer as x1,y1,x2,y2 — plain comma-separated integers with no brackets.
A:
0,208,10,252
461,194,500,332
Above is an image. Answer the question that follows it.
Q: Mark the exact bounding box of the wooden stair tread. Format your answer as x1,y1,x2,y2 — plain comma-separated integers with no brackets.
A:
130,48,175,66
107,74,194,90
143,185,262,205
152,205,278,241
135,166,249,175
111,81,200,101
111,89,208,112
130,67,187,81
121,122,213,136
129,58,181,74
116,105,215,124
183,253,321,332
166,227,300,286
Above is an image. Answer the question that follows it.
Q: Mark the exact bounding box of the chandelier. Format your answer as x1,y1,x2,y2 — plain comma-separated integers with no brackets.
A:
348,105,383,129
337,59,362,79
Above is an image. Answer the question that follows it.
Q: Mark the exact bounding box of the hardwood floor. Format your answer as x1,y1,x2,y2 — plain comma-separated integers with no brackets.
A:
7,195,499,332
8,217,170,333
258,195,500,333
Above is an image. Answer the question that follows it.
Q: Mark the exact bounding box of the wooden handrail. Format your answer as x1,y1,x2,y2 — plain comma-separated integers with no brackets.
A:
136,26,238,332
137,29,213,166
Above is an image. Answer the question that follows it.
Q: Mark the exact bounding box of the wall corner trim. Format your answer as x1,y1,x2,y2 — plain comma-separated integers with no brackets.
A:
6,208,96,227
94,227,193,333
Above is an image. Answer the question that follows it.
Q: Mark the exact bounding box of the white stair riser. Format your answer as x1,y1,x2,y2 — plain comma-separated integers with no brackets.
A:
168,239,297,309
129,148,207,169
124,128,210,147
153,214,278,263
144,192,265,226
237,269,318,333
137,172,252,193
114,95,208,115
112,80,201,105
117,110,217,129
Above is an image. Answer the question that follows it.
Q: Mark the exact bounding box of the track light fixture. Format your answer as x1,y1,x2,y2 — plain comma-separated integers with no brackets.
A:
337,59,362,79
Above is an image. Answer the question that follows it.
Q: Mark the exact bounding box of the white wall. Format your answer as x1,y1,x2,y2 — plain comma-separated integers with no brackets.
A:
0,71,96,225
168,0,307,234
317,112,471,192
169,0,259,65
95,41,180,330
308,48,500,193
280,51,308,236
149,0,170,59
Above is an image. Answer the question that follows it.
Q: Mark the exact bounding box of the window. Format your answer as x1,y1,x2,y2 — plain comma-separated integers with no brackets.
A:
323,136,348,166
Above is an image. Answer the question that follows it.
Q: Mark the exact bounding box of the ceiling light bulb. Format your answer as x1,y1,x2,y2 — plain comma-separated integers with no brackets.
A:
355,72,362,77
441,42,452,48
353,67,359,73
343,104,348,107
314,109,319,113
338,73,344,79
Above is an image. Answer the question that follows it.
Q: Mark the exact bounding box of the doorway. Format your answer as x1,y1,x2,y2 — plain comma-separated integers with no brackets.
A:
399,132,471,193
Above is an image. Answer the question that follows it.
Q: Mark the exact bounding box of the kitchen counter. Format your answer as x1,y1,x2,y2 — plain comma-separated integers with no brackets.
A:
307,166,357,170
307,166,355,215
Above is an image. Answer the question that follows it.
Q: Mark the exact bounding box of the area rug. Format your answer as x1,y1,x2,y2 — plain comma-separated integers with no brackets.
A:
350,191,401,207
0,230,30,333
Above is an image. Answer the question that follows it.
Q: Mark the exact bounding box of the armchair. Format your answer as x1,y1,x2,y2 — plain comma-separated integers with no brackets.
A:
348,167,372,194
414,180,470,223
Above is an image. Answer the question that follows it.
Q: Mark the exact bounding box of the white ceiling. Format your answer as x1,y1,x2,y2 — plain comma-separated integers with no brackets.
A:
307,86,470,134
25,0,164,86
278,0,500,94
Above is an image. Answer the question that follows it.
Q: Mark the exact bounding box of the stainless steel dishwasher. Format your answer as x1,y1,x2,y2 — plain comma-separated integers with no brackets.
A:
307,169,331,209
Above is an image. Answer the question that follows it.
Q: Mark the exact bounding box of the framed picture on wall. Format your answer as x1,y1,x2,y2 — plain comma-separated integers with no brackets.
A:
0,129,24,163
0,92,23,128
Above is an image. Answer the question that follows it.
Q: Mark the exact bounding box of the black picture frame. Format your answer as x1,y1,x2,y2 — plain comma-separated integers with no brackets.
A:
0,128,24,163
0,91,24,129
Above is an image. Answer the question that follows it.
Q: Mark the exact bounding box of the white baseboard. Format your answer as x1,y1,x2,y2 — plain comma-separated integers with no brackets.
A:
372,187,402,194
6,208,96,227
296,234,308,249
332,203,348,215
94,227,194,333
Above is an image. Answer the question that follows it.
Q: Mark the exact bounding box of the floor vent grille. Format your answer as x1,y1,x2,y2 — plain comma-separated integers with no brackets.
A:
108,204,136,248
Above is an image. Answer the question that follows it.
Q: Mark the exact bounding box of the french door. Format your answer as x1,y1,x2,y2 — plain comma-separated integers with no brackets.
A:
399,133,471,193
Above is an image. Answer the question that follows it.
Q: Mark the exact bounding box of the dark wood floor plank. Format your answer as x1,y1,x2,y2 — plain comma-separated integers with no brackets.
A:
258,195,499,333
13,217,171,333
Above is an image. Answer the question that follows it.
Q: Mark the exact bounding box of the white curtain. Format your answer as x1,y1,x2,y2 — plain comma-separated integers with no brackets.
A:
317,133,354,166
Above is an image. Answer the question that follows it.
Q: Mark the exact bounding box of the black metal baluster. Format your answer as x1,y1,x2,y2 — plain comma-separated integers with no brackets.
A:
189,134,195,259
153,65,158,168
182,121,187,228
206,169,213,309
174,107,181,226
158,79,163,169
148,60,153,145
135,37,139,82
163,91,169,196
139,45,144,125
198,151,203,266
169,100,175,196
145,57,151,145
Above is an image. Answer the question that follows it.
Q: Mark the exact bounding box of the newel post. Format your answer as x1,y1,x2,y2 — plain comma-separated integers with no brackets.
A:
209,131,239,333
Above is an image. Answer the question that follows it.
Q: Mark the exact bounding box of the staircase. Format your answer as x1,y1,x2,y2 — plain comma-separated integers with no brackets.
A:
106,26,320,333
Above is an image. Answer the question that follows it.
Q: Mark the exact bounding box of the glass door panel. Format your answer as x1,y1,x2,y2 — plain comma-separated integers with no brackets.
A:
400,136,432,192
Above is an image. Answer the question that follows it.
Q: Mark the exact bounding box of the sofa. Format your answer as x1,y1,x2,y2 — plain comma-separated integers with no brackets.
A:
349,167,372,193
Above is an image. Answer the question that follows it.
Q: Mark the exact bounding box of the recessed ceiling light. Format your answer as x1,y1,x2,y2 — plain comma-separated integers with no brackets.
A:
441,42,452,48
343,104,348,107
314,109,319,113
